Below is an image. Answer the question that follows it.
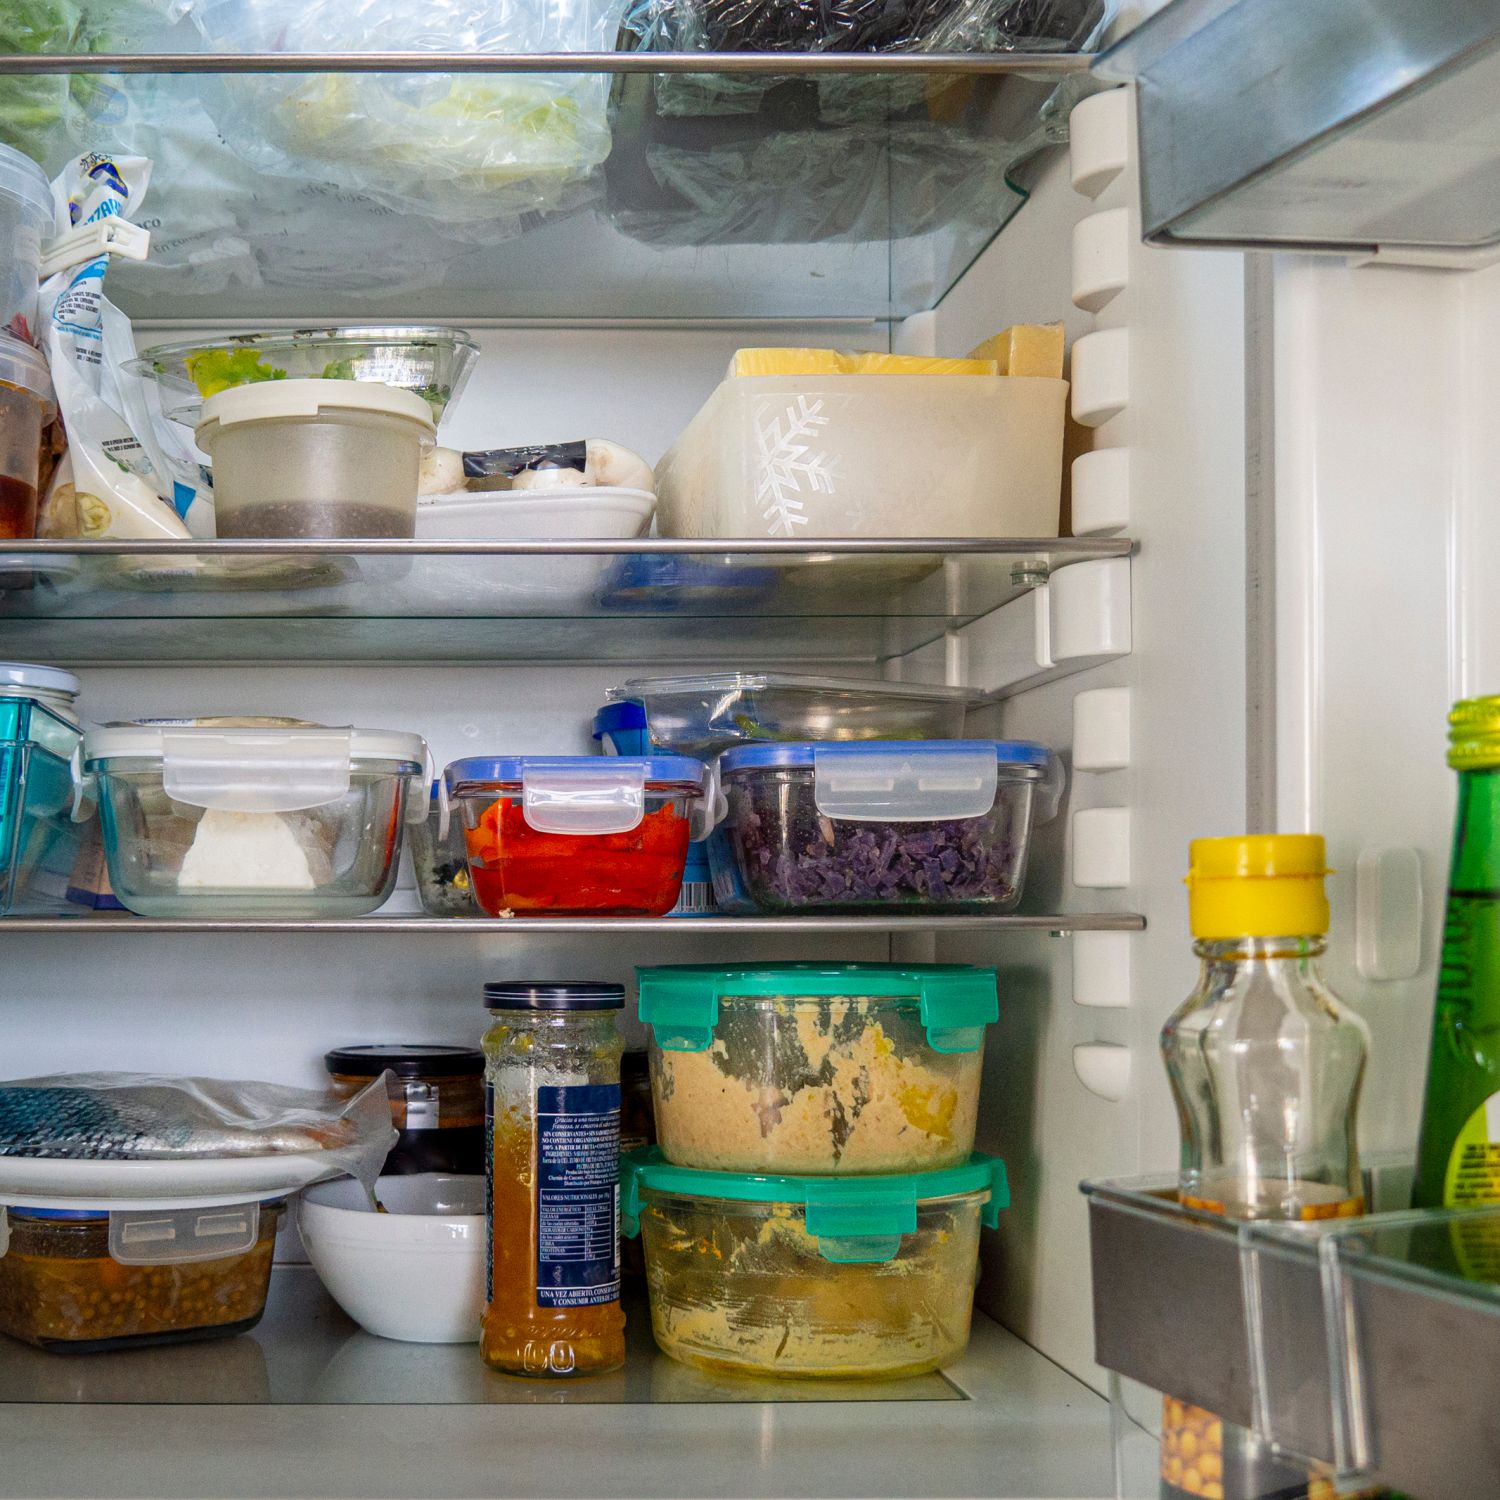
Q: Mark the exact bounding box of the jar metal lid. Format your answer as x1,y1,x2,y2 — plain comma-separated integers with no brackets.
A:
484,981,625,1012
324,1045,485,1079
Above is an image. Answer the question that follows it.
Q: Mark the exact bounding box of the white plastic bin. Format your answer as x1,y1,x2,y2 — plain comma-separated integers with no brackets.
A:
655,374,1067,540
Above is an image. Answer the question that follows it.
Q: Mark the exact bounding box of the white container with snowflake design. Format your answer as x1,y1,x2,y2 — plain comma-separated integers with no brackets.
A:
654,375,1067,539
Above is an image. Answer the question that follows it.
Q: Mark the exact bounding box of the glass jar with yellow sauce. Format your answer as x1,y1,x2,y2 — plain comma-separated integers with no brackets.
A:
481,981,625,1377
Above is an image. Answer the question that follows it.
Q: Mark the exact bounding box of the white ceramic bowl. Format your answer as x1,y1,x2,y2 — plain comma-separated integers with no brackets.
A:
298,1174,485,1344
413,486,655,540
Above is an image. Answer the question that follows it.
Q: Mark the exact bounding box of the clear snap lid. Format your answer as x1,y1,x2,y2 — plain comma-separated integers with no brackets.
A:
0,662,78,700
0,1199,275,1265
720,739,1055,823
637,962,998,1055
444,755,710,838
621,1149,1009,1264
83,723,427,814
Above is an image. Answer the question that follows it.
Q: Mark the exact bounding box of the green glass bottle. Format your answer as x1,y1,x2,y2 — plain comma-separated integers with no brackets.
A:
1413,696,1500,1249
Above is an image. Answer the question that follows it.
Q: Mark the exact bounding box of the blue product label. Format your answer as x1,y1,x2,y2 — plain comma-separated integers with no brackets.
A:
484,1080,494,1304
535,1083,620,1308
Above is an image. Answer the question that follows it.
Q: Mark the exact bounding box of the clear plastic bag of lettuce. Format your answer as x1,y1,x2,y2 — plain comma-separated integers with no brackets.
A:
0,0,185,164
176,0,618,232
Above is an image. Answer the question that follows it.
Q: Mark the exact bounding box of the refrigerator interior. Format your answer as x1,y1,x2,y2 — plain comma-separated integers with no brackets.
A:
0,63,1379,1499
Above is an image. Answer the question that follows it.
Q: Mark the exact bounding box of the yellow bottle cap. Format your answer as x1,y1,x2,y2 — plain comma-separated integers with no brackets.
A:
1186,834,1330,940
1448,695,1500,770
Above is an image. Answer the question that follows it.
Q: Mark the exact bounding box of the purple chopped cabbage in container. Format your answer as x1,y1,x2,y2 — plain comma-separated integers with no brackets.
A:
716,739,1055,914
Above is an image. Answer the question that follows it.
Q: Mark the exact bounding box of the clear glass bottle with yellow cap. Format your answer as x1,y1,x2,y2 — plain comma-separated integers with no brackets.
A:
1414,695,1500,1239
1165,834,1369,1221
1158,835,1370,1500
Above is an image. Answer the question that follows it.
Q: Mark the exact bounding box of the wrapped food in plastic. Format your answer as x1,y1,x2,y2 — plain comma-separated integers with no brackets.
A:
461,438,655,495
623,0,1107,60
177,0,619,234
0,1071,396,1199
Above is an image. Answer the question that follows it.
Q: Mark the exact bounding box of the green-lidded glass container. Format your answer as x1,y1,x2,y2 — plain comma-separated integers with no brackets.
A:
0,664,83,917
622,1147,1007,1378
636,962,998,1175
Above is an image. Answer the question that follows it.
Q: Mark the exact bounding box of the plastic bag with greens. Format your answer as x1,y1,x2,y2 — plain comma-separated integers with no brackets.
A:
176,0,618,234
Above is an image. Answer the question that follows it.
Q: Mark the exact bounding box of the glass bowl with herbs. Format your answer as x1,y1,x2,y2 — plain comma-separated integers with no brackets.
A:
128,326,479,426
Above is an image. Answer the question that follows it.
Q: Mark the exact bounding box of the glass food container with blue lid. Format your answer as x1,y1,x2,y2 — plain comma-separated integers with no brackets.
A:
715,737,1061,914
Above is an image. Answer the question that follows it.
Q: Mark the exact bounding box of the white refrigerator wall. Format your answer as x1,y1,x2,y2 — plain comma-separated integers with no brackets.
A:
1272,253,1500,1167
928,88,1249,1390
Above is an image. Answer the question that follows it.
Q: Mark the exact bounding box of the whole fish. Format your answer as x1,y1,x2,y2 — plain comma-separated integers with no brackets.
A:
0,1074,358,1159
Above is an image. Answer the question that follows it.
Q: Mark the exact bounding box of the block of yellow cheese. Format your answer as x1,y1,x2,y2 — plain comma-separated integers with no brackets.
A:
729,348,998,379
967,323,1065,379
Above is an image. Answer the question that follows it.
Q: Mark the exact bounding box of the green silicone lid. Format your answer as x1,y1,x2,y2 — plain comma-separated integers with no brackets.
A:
636,962,998,1055
621,1148,1009,1265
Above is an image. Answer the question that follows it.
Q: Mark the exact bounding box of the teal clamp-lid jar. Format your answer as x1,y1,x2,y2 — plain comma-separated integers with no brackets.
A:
622,1148,1009,1263
637,961,999,1054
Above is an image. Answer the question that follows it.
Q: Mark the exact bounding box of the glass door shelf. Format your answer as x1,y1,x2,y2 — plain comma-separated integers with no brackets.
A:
0,51,1099,320
0,538,1129,665
1083,1175,1500,1500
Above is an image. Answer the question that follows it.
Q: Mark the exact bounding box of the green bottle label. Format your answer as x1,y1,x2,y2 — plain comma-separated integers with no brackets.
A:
1443,1091,1500,1281
1443,1092,1500,1207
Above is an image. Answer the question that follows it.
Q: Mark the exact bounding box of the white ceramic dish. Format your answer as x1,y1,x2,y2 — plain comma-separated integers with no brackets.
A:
298,1173,485,1344
413,486,654,540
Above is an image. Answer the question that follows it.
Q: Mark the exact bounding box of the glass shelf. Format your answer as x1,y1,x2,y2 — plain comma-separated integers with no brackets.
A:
0,538,1129,664
0,52,1097,320
0,912,1145,933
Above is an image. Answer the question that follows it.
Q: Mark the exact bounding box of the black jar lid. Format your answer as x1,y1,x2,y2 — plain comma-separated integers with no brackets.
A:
324,1044,486,1079
483,981,625,1012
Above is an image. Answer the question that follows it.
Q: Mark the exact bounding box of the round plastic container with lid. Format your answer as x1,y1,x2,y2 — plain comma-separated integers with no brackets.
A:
81,720,429,918
623,1149,1008,1378
0,335,57,541
638,962,998,1174
0,1198,284,1353
195,379,436,539
716,738,1061,914
0,145,52,345
444,754,711,917
324,1045,485,1176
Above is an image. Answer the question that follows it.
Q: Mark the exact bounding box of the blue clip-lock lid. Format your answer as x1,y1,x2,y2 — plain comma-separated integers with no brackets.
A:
444,754,710,839
445,753,704,786
621,1149,1009,1264
637,962,998,1055
718,739,1057,824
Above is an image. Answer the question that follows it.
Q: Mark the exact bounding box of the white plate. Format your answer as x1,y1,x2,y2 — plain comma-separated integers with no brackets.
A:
413,485,655,540
0,1149,353,1211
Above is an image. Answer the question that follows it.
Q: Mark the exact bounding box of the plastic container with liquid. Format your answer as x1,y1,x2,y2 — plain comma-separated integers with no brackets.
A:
0,336,56,541
195,380,436,539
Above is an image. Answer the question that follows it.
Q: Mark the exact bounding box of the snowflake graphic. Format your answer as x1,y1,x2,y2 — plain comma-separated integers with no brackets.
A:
753,394,841,536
